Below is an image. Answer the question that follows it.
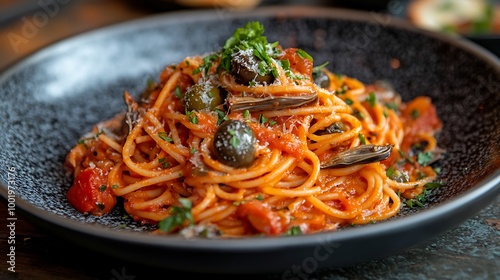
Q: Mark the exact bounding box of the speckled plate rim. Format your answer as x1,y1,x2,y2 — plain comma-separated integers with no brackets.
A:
0,6,499,272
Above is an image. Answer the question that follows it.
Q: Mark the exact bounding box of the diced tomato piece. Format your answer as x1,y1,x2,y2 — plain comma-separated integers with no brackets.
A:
280,48,314,78
251,123,307,159
401,96,441,151
237,200,285,235
66,167,116,216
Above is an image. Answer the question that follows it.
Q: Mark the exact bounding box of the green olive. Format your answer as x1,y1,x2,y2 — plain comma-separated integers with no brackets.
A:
213,120,256,168
231,51,275,85
184,83,224,111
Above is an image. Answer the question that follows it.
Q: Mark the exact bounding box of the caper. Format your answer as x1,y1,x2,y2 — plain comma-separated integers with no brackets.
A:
213,120,256,168
315,122,346,135
387,169,409,183
184,83,224,111
231,51,275,85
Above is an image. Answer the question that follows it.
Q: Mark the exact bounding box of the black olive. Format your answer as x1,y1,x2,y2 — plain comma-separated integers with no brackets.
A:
231,51,275,85
213,120,256,168
313,70,330,89
184,83,224,111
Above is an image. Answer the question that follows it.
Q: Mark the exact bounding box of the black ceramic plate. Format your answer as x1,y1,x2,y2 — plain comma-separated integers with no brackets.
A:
0,6,499,274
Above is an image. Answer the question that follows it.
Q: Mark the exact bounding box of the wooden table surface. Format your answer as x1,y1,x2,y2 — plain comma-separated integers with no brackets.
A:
0,1,499,279
1,196,498,280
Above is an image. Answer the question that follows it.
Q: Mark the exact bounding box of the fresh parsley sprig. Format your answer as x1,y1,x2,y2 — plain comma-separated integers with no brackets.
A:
158,198,194,233
405,182,442,208
219,21,280,77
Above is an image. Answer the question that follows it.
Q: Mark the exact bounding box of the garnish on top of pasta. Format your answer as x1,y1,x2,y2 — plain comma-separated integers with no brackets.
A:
65,21,444,238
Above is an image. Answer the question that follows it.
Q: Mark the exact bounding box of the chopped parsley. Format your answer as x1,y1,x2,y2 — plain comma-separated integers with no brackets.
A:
405,182,442,208
77,130,104,146
358,133,367,145
193,53,219,76
213,108,227,125
417,151,433,166
259,114,276,126
385,102,399,111
158,198,194,233
386,166,409,183
386,166,395,178
158,157,169,168
336,85,348,95
259,114,268,124
219,21,280,78
285,226,302,236
174,86,183,99
312,61,329,77
158,132,173,143
296,49,313,61
233,201,243,206
411,109,420,119
366,92,377,107
186,110,199,124
280,59,291,71
228,129,240,149
146,78,155,89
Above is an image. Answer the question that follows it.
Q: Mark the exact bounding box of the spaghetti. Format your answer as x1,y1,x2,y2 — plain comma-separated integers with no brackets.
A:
65,22,443,237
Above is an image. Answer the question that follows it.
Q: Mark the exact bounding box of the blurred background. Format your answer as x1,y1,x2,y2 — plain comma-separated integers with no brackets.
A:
0,0,498,72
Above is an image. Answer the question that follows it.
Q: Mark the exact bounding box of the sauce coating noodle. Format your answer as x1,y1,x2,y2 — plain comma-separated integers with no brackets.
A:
65,22,443,237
